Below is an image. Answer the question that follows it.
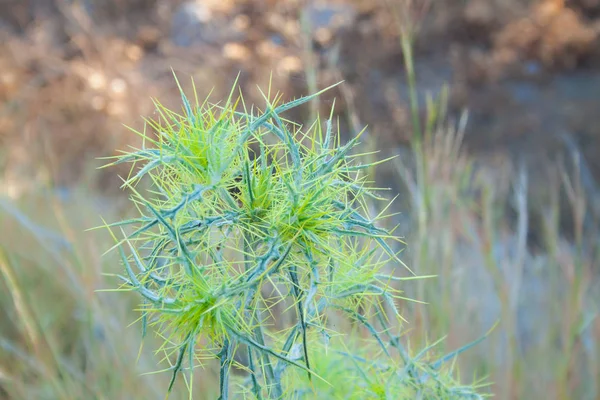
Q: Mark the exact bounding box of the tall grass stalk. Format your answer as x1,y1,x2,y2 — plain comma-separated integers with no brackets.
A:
388,1,600,398
0,191,202,399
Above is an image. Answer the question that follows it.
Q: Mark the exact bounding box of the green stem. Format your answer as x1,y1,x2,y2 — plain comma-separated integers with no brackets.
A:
218,339,232,400
243,233,282,399
288,265,311,380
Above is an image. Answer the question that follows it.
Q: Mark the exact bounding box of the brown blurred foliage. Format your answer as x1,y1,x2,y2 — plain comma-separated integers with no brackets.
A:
1,0,600,205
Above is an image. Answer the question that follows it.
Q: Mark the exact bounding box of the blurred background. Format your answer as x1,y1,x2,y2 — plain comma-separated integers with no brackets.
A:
0,0,599,399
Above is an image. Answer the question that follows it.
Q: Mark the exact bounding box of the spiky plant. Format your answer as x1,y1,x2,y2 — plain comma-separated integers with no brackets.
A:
101,77,486,399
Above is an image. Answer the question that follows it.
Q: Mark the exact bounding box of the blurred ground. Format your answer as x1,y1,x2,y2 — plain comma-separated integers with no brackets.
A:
1,1,599,399
2,0,600,233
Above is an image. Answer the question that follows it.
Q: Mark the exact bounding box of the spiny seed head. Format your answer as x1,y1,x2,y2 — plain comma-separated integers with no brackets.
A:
102,77,419,397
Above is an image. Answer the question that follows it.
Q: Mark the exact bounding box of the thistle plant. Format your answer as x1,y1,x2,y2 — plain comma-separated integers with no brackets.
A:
102,77,486,399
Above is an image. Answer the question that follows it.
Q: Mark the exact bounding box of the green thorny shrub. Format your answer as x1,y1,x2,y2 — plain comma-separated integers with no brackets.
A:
100,77,489,399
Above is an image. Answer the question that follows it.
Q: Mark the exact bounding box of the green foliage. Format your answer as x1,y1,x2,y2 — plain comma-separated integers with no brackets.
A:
103,76,486,399
277,336,488,400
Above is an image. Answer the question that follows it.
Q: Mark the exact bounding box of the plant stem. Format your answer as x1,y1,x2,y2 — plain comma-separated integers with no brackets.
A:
243,233,282,399
218,339,232,400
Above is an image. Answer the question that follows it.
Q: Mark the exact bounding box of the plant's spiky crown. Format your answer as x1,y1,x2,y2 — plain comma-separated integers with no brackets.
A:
101,77,487,399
